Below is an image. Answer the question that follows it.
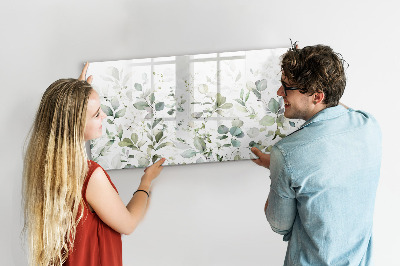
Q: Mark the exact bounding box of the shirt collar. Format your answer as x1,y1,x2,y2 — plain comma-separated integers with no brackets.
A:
299,105,349,129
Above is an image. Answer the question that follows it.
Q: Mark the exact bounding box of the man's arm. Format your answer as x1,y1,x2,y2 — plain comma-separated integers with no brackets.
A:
265,146,297,240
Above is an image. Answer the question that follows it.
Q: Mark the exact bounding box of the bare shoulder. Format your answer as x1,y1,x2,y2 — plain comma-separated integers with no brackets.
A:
86,167,113,198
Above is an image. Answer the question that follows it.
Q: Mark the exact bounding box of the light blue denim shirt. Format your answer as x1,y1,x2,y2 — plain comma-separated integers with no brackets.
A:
266,105,382,266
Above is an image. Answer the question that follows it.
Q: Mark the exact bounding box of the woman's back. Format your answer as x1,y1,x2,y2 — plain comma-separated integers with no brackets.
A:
64,160,122,266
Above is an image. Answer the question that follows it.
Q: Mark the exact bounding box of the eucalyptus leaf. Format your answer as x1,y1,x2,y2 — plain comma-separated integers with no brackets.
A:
155,143,168,150
245,91,250,102
232,119,244,127
155,102,165,111
134,83,143,91
231,139,241,147
155,131,163,143
110,67,119,80
122,72,134,87
236,131,245,138
252,88,261,100
217,125,229,134
137,140,146,148
131,133,138,144
240,88,244,100
111,97,119,110
235,105,248,113
117,125,123,140
255,79,267,91
268,98,280,114
217,135,228,140
260,115,275,126
150,93,155,104
115,108,126,118
181,149,197,158
235,72,241,82
234,99,246,106
216,93,226,107
152,118,162,129
198,84,208,94
133,101,149,110
219,103,233,109
194,136,206,152
138,157,150,167
192,112,203,119
247,127,260,138
101,104,113,116
118,138,133,147
152,155,160,164
229,127,242,137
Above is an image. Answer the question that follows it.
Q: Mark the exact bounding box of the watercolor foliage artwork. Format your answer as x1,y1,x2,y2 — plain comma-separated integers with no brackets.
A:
87,48,301,170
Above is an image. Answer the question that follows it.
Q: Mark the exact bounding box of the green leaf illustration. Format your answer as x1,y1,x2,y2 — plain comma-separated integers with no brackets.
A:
101,104,113,116
192,112,203,119
150,93,155,104
115,108,126,118
234,99,246,106
260,115,275,126
268,98,280,114
229,127,242,137
231,139,241,147
198,84,208,94
216,93,226,107
181,149,197,158
252,88,261,100
152,155,160,164
131,133,138,144
219,103,233,109
134,83,142,91
152,118,162,129
110,67,119,80
217,135,228,140
138,157,150,167
255,79,267,91
247,127,260,138
118,138,133,147
232,119,244,127
217,125,229,134
111,97,119,110
133,101,149,110
155,131,163,143
155,102,165,111
194,136,206,152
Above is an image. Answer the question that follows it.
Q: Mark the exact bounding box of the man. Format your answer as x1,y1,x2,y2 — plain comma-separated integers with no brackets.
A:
251,44,381,265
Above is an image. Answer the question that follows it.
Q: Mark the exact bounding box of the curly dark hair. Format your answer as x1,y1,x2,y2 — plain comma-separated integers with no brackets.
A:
281,43,348,107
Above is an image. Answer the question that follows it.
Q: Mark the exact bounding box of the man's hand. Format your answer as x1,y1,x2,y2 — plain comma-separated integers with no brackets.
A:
78,62,93,84
251,147,271,169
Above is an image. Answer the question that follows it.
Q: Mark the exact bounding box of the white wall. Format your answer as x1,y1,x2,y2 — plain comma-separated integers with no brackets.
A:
1,0,399,265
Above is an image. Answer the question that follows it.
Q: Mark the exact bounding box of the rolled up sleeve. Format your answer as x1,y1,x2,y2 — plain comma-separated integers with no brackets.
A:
266,146,297,241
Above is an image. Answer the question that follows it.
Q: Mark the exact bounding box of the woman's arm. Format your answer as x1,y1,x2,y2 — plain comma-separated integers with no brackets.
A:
86,158,165,235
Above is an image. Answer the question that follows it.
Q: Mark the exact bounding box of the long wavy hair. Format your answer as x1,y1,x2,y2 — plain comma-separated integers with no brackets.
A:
23,79,93,265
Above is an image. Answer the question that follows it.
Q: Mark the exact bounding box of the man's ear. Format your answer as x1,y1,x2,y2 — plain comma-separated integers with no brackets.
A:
313,92,325,105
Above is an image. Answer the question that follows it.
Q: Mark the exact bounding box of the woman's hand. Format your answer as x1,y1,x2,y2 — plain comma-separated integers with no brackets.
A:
78,62,93,84
141,158,166,186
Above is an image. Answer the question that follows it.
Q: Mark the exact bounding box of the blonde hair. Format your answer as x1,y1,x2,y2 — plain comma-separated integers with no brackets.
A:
23,79,93,265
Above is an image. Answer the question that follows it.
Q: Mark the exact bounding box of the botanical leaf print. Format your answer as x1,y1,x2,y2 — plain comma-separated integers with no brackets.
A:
87,48,301,170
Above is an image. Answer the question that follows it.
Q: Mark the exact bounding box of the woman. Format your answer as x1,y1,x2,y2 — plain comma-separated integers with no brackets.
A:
22,63,165,265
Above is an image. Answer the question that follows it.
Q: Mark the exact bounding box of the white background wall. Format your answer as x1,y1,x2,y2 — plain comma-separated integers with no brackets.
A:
1,1,399,265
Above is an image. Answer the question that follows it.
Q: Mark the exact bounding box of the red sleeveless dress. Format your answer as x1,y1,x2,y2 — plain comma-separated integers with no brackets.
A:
64,160,122,266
